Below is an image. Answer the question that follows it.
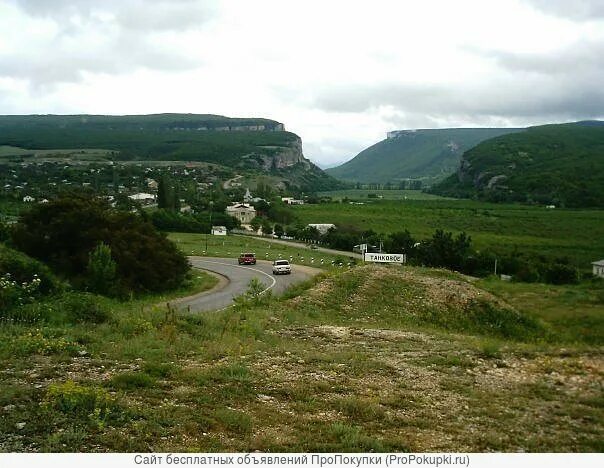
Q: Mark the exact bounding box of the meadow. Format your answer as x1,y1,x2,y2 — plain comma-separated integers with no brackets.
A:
1,263,601,452
316,189,446,201
293,198,604,271
168,232,354,268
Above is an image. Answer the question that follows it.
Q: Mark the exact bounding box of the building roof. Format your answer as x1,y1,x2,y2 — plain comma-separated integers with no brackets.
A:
226,203,255,211
212,226,227,230
129,193,155,200
592,259,604,266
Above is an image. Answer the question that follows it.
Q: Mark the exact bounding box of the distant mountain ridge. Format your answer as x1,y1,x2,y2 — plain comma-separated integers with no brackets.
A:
430,121,604,207
0,113,341,191
327,127,522,184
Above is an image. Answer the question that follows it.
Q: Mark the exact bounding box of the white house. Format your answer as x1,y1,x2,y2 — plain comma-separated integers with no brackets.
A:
128,193,156,204
211,226,227,236
225,203,257,224
22,195,35,202
308,223,336,235
592,259,604,278
282,197,304,205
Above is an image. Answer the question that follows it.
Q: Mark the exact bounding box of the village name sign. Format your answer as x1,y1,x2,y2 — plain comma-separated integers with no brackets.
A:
364,253,406,264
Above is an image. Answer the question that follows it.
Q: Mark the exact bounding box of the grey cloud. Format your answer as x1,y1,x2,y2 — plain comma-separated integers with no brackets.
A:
310,74,604,124
309,39,604,124
10,0,217,31
0,34,198,87
473,40,604,77
1,0,213,86
524,0,604,20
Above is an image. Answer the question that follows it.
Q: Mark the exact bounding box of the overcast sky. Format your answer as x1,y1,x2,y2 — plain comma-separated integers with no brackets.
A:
1,0,603,167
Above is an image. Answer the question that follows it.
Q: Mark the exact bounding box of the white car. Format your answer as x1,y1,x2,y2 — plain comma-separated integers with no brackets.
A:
272,259,292,275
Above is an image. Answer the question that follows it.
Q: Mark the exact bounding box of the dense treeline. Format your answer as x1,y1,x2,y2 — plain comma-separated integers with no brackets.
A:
308,226,582,284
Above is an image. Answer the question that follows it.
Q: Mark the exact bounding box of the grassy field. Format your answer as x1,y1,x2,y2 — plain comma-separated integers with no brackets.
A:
0,264,601,452
293,199,604,271
169,232,355,268
317,189,447,200
0,145,113,161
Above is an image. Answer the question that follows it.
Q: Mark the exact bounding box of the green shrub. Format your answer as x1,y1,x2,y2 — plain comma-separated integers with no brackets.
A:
213,408,252,434
462,299,546,341
12,194,190,294
119,316,155,337
0,244,62,295
544,263,580,285
143,362,175,378
86,243,117,296
57,292,111,323
44,380,126,428
7,329,81,356
110,372,156,390
46,381,112,418
0,272,41,311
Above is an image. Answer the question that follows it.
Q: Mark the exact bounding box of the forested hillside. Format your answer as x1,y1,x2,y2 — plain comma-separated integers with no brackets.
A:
327,128,521,184
431,121,604,207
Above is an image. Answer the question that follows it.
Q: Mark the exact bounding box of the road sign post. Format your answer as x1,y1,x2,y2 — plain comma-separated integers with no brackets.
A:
364,252,406,264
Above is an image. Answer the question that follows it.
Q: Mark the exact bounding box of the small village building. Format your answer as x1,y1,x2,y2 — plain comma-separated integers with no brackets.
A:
226,203,256,224
22,195,35,202
128,193,156,204
211,226,227,236
282,197,304,205
308,223,336,235
592,259,604,278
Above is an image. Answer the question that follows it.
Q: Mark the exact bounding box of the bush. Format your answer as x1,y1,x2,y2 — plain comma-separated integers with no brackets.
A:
110,372,156,390
86,243,117,296
543,263,580,285
56,292,111,324
45,381,125,427
8,329,81,356
0,273,41,311
0,244,62,295
46,381,113,418
12,194,189,293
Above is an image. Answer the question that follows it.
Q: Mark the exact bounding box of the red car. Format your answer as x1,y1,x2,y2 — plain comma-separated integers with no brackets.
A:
238,252,257,265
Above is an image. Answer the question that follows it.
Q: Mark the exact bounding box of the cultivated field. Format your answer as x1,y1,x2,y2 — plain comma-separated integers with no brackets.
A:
316,189,447,201
293,199,604,271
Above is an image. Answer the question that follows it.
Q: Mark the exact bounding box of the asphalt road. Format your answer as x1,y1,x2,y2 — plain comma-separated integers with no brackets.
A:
235,234,363,259
170,256,320,313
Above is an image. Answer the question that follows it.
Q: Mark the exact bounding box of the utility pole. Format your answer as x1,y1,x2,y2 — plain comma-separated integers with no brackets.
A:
205,200,213,253
494,258,498,276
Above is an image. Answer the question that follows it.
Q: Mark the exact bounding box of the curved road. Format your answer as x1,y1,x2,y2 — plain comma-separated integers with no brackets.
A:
170,257,320,313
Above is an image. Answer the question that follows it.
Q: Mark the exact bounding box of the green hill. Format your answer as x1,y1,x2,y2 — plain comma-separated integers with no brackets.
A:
0,114,341,191
431,121,604,207
326,128,521,184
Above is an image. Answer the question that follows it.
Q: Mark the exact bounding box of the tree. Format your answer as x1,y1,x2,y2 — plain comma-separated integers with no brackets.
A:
386,230,416,254
250,217,262,232
157,175,171,209
273,224,284,238
260,218,273,236
416,230,472,271
12,194,189,293
87,242,117,296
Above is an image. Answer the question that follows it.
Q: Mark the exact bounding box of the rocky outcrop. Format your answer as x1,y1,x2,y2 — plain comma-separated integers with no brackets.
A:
241,136,311,171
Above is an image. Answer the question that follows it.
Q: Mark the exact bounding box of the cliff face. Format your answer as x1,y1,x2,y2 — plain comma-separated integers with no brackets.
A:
457,154,510,191
241,136,312,171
